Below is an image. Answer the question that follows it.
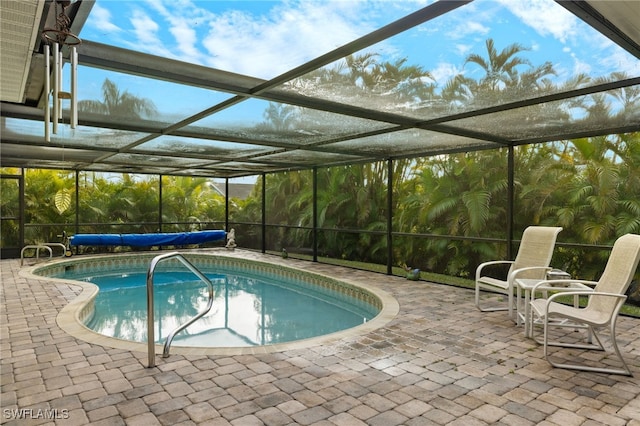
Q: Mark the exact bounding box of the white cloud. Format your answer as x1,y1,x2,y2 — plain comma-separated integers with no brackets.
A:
599,48,640,76
431,62,463,84
447,20,490,40
169,21,201,62
200,2,375,79
89,0,634,84
497,0,578,43
114,4,206,63
85,3,121,34
94,1,380,79
139,0,209,64
570,53,592,76
130,9,160,46
455,44,472,57
434,1,494,41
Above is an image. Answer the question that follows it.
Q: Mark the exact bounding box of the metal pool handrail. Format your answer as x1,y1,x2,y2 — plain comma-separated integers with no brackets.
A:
146,252,214,368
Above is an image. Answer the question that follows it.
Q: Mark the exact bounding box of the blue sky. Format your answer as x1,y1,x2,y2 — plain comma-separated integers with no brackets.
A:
80,0,638,77
75,0,639,117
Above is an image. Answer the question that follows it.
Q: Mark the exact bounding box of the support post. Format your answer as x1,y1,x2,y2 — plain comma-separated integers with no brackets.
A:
387,159,393,275
312,167,318,262
261,173,266,253
507,146,515,259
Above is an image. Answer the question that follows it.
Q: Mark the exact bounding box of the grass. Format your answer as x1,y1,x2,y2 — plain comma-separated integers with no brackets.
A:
276,251,640,318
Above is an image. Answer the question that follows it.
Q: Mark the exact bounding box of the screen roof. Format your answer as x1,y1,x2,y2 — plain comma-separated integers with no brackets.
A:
1,0,639,178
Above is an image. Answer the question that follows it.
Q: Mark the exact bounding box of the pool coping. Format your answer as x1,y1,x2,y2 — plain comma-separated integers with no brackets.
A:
20,249,400,357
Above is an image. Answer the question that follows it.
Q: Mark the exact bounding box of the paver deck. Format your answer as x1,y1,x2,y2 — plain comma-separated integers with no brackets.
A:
2,250,639,425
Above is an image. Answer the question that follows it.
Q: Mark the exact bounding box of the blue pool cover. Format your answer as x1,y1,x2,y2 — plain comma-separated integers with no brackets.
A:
69,230,226,247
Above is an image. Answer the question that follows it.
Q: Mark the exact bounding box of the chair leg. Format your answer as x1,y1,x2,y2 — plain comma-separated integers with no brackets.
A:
606,320,633,376
508,290,514,322
542,318,632,376
475,286,509,313
532,312,600,347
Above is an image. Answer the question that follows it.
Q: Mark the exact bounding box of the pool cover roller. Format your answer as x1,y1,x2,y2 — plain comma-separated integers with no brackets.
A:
69,230,226,247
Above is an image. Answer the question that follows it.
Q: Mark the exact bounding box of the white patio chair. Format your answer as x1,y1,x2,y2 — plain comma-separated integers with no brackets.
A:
475,226,562,321
530,233,640,376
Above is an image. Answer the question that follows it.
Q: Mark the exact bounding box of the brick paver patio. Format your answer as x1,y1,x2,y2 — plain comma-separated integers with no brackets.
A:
1,250,639,425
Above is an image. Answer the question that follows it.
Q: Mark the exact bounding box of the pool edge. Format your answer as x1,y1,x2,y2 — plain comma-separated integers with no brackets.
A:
20,250,400,357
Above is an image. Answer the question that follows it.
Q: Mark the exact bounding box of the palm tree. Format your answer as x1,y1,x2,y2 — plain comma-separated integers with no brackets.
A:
374,58,435,103
161,176,222,231
615,132,640,236
261,170,314,251
394,148,510,276
23,169,76,243
440,74,476,110
441,38,553,114
454,38,562,133
344,53,379,89
78,78,158,118
607,72,640,119
257,103,299,132
464,38,532,93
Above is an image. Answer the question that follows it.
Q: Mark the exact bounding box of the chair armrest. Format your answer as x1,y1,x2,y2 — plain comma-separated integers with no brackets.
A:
476,260,514,281
531,279,597,293
530,291,628,329
508,266,553,284
546,291,626,303
530,279,595,304
542,291,627,317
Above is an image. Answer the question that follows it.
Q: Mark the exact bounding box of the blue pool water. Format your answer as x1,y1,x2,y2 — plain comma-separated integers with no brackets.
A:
61,267,379,347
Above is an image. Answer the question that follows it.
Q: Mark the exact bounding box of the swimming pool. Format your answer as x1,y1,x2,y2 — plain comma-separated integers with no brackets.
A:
26,251,398,355
64,267,378,347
